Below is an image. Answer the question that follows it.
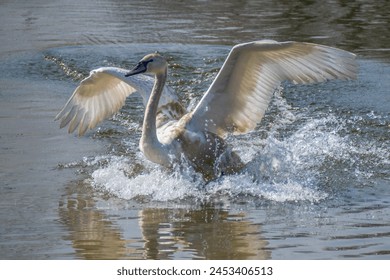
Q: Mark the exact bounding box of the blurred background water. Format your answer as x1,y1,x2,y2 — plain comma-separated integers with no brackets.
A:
0,0,389,259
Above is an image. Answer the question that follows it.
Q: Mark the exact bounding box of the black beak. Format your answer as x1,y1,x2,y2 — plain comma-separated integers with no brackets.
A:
125,62,147,77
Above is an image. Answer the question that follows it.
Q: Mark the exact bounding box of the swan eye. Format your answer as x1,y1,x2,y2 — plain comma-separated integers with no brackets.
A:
142,59,153,67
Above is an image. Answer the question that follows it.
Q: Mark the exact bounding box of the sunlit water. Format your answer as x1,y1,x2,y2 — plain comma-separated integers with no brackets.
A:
0,0,389,259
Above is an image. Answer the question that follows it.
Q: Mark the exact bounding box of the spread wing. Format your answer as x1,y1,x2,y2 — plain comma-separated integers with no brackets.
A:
187,40,357,136
55,67,179,136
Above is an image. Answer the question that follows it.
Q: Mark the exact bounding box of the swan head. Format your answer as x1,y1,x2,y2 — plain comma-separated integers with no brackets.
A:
125,53,167,77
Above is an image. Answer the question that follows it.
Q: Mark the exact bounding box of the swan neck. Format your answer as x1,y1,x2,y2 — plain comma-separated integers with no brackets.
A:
142,69,167,143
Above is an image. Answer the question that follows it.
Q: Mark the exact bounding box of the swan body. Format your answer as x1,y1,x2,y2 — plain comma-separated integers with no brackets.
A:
56,40,357,180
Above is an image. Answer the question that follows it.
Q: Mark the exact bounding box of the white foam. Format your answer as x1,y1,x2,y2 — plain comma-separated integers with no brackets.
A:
205,175,328,203
87,89,388,204
90,149,328,203
91,156,203,201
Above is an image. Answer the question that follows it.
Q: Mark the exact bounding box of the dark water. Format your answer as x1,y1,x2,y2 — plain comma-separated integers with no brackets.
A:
0,0,389,259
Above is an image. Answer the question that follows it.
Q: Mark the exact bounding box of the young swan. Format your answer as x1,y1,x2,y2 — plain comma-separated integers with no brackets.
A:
56,40,357,181
125,53,244,180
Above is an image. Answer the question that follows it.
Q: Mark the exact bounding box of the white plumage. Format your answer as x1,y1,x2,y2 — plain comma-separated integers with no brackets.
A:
56,40,357,180
55,67,182,136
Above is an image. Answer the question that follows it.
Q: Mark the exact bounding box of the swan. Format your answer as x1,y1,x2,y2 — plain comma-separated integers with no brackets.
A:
56,40,357,180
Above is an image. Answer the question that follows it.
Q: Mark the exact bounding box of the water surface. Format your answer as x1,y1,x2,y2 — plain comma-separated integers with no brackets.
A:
0,0,389,259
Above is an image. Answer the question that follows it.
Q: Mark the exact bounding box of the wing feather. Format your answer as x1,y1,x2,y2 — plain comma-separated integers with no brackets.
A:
187,40,357,136
55,67,181,136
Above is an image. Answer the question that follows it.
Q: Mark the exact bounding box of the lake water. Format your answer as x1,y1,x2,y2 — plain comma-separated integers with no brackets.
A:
0,0,389,259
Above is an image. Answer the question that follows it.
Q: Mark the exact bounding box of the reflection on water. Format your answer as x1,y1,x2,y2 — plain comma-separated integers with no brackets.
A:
59,181,269,259
59,182,130,259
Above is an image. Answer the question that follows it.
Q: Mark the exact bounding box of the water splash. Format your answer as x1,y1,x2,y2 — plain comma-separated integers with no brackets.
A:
88,91,343,203
89,105,387,203
91,155,204,201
